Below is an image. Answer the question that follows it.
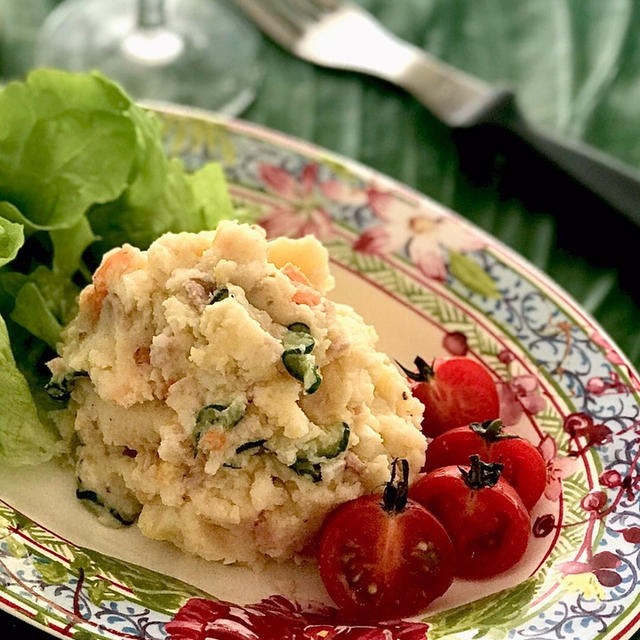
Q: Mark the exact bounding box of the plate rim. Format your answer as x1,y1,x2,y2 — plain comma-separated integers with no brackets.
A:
0,101,638,640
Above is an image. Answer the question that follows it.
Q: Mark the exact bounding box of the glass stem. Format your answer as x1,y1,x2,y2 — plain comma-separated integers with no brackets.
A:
137,0,166,29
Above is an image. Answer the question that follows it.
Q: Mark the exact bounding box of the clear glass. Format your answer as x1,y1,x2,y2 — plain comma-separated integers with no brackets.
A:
35,0,263,115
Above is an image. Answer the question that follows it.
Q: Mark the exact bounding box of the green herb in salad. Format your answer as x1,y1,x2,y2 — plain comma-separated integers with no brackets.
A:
0,69,255,468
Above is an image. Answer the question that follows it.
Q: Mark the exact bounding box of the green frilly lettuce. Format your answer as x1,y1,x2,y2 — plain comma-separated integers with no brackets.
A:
0,69,250,466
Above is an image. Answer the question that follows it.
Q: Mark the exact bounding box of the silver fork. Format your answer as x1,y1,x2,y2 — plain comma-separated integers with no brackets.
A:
233,0,495,128
234,0,640,226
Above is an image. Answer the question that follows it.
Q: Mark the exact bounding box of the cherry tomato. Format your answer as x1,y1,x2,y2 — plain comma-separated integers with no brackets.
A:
423,419,547,510
317,459,455,621
410,456,531,580
399,356,500,438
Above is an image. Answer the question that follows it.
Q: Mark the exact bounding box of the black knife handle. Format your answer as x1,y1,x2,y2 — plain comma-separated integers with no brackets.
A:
454,89,640,228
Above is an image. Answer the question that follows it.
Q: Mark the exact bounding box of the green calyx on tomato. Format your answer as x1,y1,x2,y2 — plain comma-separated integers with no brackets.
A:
469,418,518,441
459,454,503,490
410,460,531,580
381,458,410,513
423,422,547,510
396,356,435,382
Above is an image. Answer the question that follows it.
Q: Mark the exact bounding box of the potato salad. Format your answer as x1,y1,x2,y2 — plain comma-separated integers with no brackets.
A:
48,221,426,564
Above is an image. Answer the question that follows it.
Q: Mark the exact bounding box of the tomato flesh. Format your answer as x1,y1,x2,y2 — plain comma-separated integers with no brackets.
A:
317,495,455,621
423,426,547,510
410,466,531,580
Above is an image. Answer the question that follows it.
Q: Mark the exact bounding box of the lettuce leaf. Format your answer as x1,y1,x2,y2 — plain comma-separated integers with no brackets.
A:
0,306,62,466
188,162,235,226
0,73,137,231
0,205,24,267
0,69,254,467
51,217,97,278
88,109,237,252
10,281,61,349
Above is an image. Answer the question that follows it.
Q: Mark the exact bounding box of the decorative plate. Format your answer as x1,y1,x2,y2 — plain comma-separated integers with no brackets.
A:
0,105,639,640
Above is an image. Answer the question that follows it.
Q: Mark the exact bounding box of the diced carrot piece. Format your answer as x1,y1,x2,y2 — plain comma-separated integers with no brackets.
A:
281,262,321,305
199,430,227,452
292,288,321,306
80,248,139,319
281,262,313,288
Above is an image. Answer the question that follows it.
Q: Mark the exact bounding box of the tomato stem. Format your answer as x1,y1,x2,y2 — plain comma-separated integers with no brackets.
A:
470,419,518,441
396,356,435,382
382,458,409,513
459,454,503,490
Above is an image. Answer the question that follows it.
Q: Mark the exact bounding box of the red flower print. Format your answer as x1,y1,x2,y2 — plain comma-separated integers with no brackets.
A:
618,527,640,543
599,469,623,488
538,435,577,501
498,374,546,426
257,164,333,240
532,513,556,538
562,412,612,456
589,331,625,366
165,596,430,640
580,491,607,512
351,186,483,281
557,551,622,587
589,331,640,391
442,331,468,356
352,226,391,254
586,372,633,395
497,348,516,365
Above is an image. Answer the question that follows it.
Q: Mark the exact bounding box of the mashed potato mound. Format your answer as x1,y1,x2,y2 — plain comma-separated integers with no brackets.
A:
49,222,426,564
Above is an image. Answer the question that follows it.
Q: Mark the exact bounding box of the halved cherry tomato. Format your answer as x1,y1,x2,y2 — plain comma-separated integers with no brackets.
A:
410,456,531,580
399,356,500,438
317,459,455,621
423,419,546,510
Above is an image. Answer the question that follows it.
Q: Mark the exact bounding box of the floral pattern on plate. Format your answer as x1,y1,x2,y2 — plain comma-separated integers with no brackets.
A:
0,107,638,640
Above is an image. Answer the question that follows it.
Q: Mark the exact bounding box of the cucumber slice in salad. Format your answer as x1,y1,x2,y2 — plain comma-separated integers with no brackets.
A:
289,458,322,483
75,483,141,526
281,352,322,394
314,422,350,459
193,396,246,450
45,370,89,402
209,286,230,304
281,323,322,394
289,422,350,483
282,322,315,354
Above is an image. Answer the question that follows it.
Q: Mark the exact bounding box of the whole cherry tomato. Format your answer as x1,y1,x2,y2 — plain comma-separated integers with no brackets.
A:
410,455,531,580
399,356,500,438
423,419,547,510
317,459,456,621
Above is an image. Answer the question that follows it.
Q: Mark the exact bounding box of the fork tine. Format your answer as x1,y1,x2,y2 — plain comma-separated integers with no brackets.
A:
287,0,334,20
300,0,341,12
267,0,324,28
233,0,304,50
